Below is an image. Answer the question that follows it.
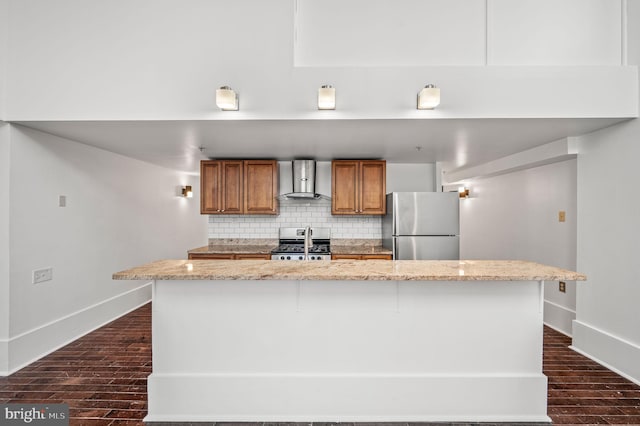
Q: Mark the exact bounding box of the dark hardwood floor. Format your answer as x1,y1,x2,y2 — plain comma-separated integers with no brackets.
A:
543,327,640,424
1,303,639,425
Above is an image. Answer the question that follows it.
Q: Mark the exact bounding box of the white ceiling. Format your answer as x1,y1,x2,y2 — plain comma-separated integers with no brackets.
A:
14,118,629,173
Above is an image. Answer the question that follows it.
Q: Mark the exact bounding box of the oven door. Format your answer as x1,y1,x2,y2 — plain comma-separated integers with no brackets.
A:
271,253,330,260
271,253,306,260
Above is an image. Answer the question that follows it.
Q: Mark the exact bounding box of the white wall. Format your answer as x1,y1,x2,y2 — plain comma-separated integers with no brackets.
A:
570,0,640,385
3,124,207,374
574,118,640,384
630,0,640,66
488,0,621,65
297,0,622,67
387,163,435,192
295,0,487,67
460,160,577,335
4,0,636,120
0,0,7,119
0,122,10,373
0,0,9,374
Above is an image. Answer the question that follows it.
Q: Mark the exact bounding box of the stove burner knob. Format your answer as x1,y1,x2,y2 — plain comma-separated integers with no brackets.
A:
286,256,291,260
280,256,285,260
310,256,316,260
316,257,322,260
298,256,303,260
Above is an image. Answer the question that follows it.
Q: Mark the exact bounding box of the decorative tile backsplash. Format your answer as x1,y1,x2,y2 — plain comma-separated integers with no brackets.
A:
208,199,382,239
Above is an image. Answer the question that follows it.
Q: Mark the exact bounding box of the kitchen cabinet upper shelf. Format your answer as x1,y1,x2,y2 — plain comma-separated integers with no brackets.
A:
331,160,386,215
201,160,278,215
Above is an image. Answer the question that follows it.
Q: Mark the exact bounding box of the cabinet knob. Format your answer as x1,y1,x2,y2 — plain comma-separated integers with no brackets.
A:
221,209,225,212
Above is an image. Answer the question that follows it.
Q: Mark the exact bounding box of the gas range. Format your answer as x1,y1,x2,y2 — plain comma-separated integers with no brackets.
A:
271,227,331,261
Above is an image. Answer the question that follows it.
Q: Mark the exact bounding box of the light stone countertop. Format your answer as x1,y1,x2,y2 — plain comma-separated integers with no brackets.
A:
331,238,392,255
113,259,586,282
188,244,277,255
188,239,392,256
188,239,277,255
331,245,393,255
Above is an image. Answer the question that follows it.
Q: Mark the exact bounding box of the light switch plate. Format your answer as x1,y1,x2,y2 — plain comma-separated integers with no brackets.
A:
558,211,566,222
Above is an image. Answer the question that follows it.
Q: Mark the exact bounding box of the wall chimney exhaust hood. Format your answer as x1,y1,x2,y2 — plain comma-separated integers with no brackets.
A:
285,160,321,199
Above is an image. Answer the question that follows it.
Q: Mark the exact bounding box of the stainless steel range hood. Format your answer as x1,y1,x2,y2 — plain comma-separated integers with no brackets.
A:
285,160,321,199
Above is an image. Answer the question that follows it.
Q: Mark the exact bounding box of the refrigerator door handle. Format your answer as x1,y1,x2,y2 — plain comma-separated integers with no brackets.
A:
392,237,396,260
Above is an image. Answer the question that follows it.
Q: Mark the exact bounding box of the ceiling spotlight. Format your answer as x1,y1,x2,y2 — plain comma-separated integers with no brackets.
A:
417,84,440,110
216,86,238,111
318,85,336,110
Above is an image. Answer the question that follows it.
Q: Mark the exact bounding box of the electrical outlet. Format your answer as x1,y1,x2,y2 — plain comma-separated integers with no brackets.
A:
559,281,566,293
558,211,566,222
33,267,53,284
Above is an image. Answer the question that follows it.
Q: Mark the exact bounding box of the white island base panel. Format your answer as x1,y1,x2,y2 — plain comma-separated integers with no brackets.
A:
146,279,550,423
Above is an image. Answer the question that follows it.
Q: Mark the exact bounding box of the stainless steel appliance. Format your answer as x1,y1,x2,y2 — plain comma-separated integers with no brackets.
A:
284,160,321,199
382,192,459,260
271,227,331,260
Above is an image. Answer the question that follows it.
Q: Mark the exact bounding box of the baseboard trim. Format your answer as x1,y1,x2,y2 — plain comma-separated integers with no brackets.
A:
0,338,8,376
146,373,550,423
0,283,152,376
543,300,575,337
144,414,552,423
543,321,572,338
571,319,640,386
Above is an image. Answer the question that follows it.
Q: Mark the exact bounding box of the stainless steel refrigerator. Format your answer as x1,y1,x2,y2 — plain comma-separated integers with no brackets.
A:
382,192,460,260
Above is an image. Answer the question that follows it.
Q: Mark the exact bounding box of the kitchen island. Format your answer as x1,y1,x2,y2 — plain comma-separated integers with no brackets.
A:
113,259,585,423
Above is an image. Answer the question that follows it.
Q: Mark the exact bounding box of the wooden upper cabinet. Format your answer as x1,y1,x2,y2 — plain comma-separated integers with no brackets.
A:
244,160,278,214
331,161,359,214
200,160,243,214
221,161,243,214
201,160,278,215
359,161,386,214
201,161,222,214
332,160,386,215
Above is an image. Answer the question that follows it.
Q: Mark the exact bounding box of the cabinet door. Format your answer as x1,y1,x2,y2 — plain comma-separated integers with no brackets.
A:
235,254,271,260
359,160,386,215
188,253,235,260
361,254,392,260
244,160,278,214
221,161,244,214
200,161,221,214
331,161,359,214
331,254,362,260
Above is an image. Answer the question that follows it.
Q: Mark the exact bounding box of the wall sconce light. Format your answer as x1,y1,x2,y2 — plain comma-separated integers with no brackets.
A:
182,185,193,198
417,84,440,110
458,187,470,199
318,85,336,110
216,86,238,111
